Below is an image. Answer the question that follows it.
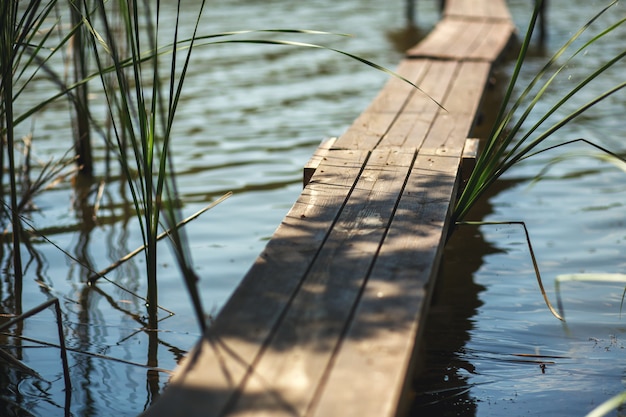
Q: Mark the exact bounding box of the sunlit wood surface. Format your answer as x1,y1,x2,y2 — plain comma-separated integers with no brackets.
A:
143,0,515,416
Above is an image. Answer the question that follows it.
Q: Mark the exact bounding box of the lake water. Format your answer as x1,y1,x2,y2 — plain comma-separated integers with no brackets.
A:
1,0,625,416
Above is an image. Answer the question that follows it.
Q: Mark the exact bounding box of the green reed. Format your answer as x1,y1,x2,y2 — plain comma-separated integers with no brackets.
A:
453,0,626,224
78,0,208,329
0,0,66,290
450,2,626,407
3,1,437,334
0,0,23,285
69,0,94,176
0,0,95,258
450,0,626,322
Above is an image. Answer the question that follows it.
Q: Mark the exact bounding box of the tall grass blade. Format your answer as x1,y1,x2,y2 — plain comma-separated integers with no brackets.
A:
88,192,231,284
80,0,213,329
69,0,94,176
454,0,623,223
458,221,564,321
1,0,26,292
200,38,444,110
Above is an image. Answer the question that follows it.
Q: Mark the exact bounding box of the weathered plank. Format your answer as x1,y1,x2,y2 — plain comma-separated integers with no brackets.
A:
378,60,458,149
143,0,517,416
310,153,461,417
303,137,336,187
420,61,493,156
406,19,515,61
470,20,517,62
462,138,480,184
142,150,369,417
227,149,416,417
332,59,431,150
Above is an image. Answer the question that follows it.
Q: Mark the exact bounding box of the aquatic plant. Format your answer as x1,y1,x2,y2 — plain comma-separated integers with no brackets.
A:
1,0,46,289
0,1,108,305
77,0,209,329
454,0,625,224
451,0,625,319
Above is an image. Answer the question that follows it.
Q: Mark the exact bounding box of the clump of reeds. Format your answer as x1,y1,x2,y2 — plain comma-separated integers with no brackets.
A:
451,2,626,410
452,0,625,322
454,0,626,224
453,0,625,313
3,0,435,342
1,0,97,291
77,0,209,330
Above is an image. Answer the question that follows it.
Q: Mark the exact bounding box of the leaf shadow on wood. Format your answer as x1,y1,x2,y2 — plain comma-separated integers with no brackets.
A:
141,5,518,413
142,146,486,417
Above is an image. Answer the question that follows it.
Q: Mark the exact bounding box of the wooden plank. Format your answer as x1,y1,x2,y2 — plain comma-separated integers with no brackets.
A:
141,150,369,417
403,59,455,114
303,137,336,187
443,61,492,117
470,20,516,62
334,111,399,151
378,60,458,149
310,153,460,417
462,138,480,184
406,19,513,62
333,60,431,150
406,19,471,60
226,149,416,417
420,61,492,156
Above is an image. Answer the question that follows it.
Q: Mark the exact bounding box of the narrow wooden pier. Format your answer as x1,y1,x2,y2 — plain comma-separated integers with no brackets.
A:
144,1,515,416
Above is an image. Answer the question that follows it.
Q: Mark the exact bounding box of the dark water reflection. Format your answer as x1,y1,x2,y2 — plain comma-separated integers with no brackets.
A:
410,230,489,417
409,181,513,417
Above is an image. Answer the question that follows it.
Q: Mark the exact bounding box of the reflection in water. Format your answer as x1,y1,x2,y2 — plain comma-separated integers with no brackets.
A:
404,0,445,27
410,228,487,417
0,179,177,415
410,178,515,416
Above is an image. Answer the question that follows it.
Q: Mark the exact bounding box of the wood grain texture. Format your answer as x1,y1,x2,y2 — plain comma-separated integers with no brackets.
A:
406,19,515,62
379,60,457,149
143,0,516,415
142,150,368,417
333,60,430,150
310,154,460,417
228,149,416,417
304,137,336,187
420,61,492,157
470,20,516,62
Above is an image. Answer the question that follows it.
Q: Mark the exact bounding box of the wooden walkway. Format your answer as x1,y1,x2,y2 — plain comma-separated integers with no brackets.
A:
143,1,515,416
